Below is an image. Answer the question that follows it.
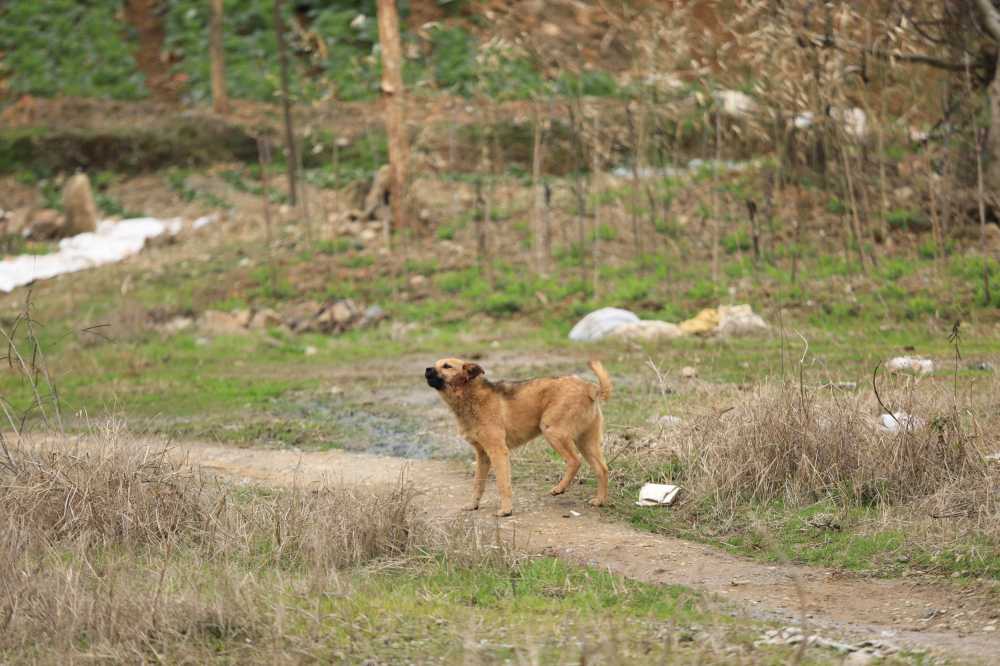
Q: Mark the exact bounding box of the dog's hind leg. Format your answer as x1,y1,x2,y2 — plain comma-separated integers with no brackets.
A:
576,416,609,506
465,445,491,511
542,425,581,496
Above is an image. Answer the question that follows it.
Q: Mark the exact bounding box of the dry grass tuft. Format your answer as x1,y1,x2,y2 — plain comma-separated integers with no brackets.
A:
638,376,999,528
0,423,447,661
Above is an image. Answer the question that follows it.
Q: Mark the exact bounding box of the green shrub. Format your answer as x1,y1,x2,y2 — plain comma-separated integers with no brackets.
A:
0,0,146,99
404,258,439,275
317,239,352,255
721,230,751,254
556,70,619,97
481,293,523,316
826,196,847,215
342,254,374,269
596,223,618,241
885,209,929,232
685,280,719,303
904,296,937,320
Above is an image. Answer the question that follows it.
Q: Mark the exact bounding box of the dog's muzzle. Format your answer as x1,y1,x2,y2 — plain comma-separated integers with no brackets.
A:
425,367,445,390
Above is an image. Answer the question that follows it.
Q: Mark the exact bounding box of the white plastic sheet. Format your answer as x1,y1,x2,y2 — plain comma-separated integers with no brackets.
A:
0,217,182,293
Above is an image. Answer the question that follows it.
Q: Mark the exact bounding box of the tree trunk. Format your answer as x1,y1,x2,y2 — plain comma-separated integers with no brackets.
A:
376,0,410,232
986,65,1000,197
274,0,298,206
210,0,228,114
531,104,546,275
123,0,177,102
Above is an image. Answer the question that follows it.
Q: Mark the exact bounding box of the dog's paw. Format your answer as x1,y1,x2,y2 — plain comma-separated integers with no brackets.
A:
588,497,606,507
494,508,513,518
462,503,480,511
549,485,567,496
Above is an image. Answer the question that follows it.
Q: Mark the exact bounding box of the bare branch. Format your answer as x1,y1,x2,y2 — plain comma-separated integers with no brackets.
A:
974,0,1000,43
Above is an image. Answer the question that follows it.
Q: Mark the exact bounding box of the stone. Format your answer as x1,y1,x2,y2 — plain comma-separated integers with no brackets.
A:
282,301,324,332
717,304,769,337
359,228,377,241
680,366,698,379
362,165,391,220
61,173,99,235
24,209,65,240
878,411,925,433
329,299,357,325
233,309,254,328
985,223,1000,250
714,89,756,118
886,356,934,375
160,316,194,334
409,275,428,289
608,320,684,342
199,310,247,335
314,299,359,332
568,307,640,341
360,304,386,327
678,308,719,336
304,345,318,356
248,307,284,330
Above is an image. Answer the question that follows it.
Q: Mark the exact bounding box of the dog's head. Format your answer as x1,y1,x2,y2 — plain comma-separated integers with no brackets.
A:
425,358,484,391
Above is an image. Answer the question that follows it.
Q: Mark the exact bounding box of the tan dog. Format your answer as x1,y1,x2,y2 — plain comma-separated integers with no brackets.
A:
425,358,611,517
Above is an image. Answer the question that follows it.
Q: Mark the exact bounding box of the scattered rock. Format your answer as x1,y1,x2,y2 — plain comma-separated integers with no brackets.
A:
61,173,98,235
359,227,378,242
304,345,318,356
714,89,757,118
409,274,428,289
886,356,934,375
233,309,254,328
282,301,324,332
649,415,683,428
199,310,247,335
680,366,698,379
984,223,1000,250
329,299,357,325
248,307,283,331
568,307,640,341
361,165,391,221
717,304,769,337
678,308,720,336
894,186,914,202
609,320,684,342
806,512,841,530
754,627,897,659
878,411,925,433
24,208,65,240
360,304,387,327
160,315,194,334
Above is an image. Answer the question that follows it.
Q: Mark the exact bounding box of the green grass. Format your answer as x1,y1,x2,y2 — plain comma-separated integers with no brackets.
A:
612,496,1000,581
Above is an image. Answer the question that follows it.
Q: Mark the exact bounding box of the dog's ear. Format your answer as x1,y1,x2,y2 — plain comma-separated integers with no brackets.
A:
463,363,484,380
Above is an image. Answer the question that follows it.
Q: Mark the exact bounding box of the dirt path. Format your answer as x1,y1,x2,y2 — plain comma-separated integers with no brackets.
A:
73,436,995,663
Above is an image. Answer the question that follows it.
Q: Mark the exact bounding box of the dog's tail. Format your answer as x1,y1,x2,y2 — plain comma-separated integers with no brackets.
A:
588,359,612,401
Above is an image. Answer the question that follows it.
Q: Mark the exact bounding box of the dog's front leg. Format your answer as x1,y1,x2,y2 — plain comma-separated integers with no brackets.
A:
482,434,513,517
465,446,491,511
